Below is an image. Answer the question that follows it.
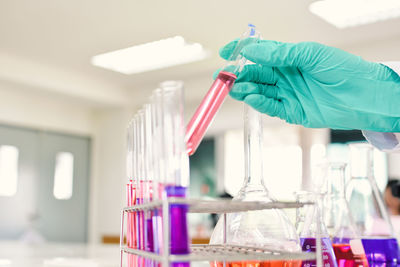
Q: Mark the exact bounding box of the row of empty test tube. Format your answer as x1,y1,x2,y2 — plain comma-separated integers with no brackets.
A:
126,81,190,267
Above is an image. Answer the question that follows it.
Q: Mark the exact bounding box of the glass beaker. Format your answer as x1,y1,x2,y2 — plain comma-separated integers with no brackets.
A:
346,143,399,265
323,162,369,267
297,191,338,267
209,105,301,267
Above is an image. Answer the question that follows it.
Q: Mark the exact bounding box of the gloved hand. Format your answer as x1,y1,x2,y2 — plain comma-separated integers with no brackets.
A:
219,40,400,131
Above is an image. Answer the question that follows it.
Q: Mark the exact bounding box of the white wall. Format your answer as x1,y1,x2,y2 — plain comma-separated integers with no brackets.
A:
0,82,134,243
388,153,400,179
0,83,94,135
89,107,132,243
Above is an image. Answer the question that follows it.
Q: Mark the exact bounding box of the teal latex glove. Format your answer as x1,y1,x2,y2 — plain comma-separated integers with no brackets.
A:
219,40,400,131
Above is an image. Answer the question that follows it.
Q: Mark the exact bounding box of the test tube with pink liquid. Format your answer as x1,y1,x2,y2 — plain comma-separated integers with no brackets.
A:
126,119,138,267
185,23,260,156
135,112,146,267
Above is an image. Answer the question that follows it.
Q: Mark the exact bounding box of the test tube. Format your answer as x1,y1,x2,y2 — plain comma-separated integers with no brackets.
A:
160,81,190,267
126,120,133,267
136,112,145,260
185,24,260,156
144,104,155,262
128,118,139,267
150,89,164,259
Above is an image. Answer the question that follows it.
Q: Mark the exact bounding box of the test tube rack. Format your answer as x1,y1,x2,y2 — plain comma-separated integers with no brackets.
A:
120,198,323,267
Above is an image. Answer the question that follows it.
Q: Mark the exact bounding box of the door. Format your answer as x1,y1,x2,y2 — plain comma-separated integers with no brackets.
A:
0,125,39,239
0,125,90,242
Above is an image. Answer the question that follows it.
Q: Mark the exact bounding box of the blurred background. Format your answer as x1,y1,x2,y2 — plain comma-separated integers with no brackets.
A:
0,0,399,265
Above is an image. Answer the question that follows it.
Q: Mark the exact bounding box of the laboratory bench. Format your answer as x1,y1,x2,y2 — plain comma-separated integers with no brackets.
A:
0,241,119,267
0,241,211,267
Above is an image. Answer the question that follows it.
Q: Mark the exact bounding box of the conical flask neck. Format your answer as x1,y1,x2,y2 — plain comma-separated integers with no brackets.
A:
243,105,265,188
347,143,396,238
300,193,329,238
327,163,347,198
324,163,361,240
349,143,374,179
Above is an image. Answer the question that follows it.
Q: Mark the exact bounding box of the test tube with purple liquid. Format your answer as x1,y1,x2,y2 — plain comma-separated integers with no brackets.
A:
161,81,190,267
150,89,164,261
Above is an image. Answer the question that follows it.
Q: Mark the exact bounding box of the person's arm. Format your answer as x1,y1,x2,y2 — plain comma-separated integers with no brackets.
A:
217,40,400,152
362,62,400,152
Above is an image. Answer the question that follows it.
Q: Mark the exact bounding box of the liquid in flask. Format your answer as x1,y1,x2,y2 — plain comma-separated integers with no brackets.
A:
322,162,369,267
296,191,338,267
346,143,400,265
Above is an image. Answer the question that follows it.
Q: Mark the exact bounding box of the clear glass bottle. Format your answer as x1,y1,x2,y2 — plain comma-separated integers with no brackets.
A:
209,105,301,267
323,162,369,267
346,143,399,265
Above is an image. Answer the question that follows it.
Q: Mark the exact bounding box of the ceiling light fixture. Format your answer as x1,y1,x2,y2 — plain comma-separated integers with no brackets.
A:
91,36,209,74
309,0,400,29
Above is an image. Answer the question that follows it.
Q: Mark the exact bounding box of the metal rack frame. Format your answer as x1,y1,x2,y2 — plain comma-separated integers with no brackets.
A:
120,198,322,266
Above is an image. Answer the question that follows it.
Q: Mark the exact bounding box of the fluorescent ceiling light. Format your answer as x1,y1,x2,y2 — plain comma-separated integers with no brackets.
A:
309,0,400,29
91,36,209,74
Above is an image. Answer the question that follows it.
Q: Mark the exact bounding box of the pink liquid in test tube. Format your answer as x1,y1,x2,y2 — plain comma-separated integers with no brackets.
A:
126,183,132,267
126,181,137,267
185,71,237,155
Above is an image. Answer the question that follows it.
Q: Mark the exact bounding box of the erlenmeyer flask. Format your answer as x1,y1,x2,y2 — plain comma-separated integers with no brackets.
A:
323,162,369,267
209,105,301,267
297,191,338,267
346,143,400,265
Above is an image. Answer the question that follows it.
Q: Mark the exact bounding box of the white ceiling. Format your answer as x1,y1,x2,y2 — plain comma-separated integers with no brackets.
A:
0,0,399,108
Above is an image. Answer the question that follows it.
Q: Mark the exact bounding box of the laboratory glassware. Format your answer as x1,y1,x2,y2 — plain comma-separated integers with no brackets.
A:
126,120,137,267
297,191,337,267
323,162,369,267
346,143,399,265
294,191,313,236
185,24,260,156
136,112,146,267
144,104,155,257
160,81,190,267
209,105,301,267
150,89,164,259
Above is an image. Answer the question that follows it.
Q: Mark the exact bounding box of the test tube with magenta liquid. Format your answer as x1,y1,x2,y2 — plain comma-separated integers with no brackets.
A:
185,24,260,156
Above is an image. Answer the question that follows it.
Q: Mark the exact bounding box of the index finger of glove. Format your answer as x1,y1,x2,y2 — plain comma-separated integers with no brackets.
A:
242,41,323,68
219,38,260,61
237,64,277,85
213,64,277,85
244,94,286,119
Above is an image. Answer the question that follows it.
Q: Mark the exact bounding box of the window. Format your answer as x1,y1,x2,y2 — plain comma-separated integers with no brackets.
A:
0,145,19,196
53,152,74,200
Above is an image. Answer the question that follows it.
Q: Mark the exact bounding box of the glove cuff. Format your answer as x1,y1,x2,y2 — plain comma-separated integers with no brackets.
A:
362,130,400,152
